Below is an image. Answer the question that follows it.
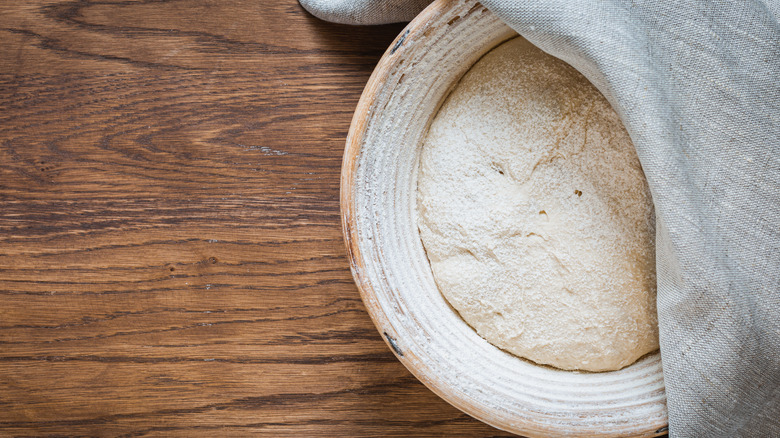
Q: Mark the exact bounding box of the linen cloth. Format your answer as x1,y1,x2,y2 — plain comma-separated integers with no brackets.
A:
299,0,780,435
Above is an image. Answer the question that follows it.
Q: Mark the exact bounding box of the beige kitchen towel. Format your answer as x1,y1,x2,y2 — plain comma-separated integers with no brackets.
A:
300,0,780,436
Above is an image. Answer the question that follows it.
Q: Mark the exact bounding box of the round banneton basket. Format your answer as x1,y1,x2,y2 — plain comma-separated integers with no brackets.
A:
341,0,668,436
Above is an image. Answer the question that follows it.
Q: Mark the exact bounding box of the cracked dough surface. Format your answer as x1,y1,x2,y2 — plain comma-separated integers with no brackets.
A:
417,37,659,372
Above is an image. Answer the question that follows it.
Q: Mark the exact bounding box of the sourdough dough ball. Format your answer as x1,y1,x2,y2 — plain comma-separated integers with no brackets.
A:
417,37,658,372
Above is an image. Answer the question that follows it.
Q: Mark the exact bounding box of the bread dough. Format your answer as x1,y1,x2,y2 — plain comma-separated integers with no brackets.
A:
417,37,658,372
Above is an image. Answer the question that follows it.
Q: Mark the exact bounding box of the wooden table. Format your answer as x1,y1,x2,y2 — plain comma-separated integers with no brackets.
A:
0,1,512,436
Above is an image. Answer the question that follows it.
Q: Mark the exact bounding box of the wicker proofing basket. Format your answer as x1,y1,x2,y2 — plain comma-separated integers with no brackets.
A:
340,0,668,436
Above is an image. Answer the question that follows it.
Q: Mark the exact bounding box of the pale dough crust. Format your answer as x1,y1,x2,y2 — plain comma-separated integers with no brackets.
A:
417,37,659,372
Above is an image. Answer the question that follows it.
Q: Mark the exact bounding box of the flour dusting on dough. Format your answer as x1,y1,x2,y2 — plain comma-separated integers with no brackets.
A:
417,37,658,372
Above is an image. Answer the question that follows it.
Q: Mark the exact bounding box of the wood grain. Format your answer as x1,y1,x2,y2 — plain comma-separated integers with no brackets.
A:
0,1,513,436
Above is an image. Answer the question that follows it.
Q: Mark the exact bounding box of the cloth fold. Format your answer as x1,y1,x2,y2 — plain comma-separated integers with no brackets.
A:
299,0,430,24
301,0,780,435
